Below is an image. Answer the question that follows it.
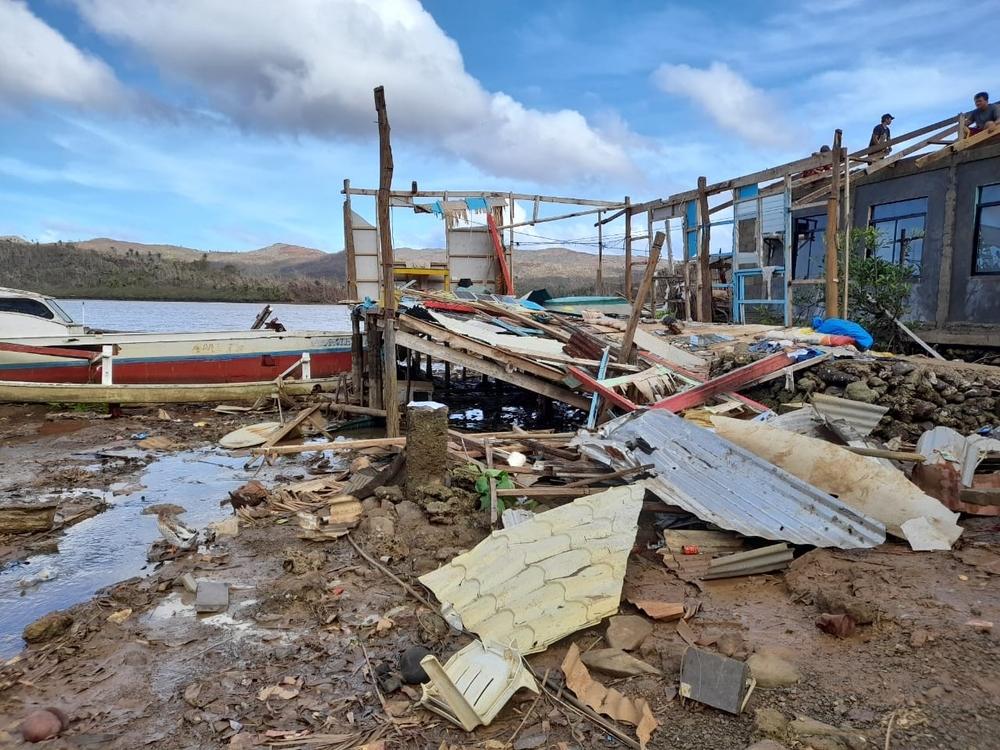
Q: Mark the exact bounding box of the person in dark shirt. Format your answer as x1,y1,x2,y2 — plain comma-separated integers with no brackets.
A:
869,113,894,156
966,92,1000,135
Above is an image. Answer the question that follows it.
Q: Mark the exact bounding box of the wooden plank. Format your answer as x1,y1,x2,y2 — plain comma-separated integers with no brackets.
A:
848,115,956,160
624,196,632,299
485,438,498,528
343,187,620,207
651,352,793,412
263,404,322,448
866,124,958,175
397,315,565,382
374,85,400,438
253,436,406,455
618,231,664,364
914,125,1000,168
343,178,357,298
562,464,653,488
936,162,958,327
396,329,590,409
494,487,600,498
567,365,638,411
495,204,625,231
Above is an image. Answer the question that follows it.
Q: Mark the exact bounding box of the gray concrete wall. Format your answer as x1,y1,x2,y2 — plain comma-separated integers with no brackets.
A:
949,158,1000,324
849,145,1000,326
850,167,949,323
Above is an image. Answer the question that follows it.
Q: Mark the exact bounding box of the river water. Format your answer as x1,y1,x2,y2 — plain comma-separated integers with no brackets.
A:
56,298,353,333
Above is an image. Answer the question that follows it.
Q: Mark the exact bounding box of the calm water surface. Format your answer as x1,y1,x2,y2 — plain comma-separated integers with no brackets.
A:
56,299,353,333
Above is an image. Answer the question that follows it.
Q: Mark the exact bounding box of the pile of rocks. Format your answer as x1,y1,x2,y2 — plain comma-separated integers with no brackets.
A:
750,360,1000,441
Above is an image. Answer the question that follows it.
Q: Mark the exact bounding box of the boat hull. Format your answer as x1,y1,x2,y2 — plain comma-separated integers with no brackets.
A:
0,330,353,385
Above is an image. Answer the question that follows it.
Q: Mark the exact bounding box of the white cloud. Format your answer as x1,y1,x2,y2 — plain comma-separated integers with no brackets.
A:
652,61,790,147
0,0,122,109
73,0,634,184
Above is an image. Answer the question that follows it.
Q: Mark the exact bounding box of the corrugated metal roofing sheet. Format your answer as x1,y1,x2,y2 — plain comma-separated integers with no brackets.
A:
811,394,889,437
574,410,885,549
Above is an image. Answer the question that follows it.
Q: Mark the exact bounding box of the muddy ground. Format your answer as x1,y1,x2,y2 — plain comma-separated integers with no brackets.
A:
0,403,999,749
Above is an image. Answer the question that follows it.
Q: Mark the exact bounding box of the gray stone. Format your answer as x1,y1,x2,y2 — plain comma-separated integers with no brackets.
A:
754,707,789,737
23,611,73,643
844,381,878,403
394,500,426,528
605,615,653,651
194,581,229,613
746,742,790,750
369,516,396,538
747,649,800,687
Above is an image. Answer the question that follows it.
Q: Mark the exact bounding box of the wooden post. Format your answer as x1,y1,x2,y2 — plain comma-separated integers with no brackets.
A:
596,211,604,295
624,196,632,299
824,130,842,318
618,231,665,365
841,144,851,317
374,86,399,437
350,308,364,401
696,177,712,321
646,209,656,317
343,178,357,299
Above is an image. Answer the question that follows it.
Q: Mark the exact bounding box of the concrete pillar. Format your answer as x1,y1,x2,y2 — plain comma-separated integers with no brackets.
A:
404,401,449,498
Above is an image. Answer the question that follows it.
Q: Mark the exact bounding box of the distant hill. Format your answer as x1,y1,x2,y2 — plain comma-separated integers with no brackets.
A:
0,237,626,302
0,239,345,303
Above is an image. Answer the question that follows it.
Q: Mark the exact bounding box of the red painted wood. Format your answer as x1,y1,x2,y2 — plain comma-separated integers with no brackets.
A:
486,213,514,295
567,365,638,411
639,350,771,413
651,352,791,413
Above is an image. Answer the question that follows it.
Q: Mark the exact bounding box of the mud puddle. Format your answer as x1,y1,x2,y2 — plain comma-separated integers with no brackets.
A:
0,448,268,657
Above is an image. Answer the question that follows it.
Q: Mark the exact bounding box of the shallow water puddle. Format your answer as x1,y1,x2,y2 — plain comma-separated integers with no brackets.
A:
0,449,258,657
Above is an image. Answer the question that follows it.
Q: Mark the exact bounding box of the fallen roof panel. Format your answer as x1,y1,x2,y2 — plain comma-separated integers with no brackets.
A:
811,394,889,437
573,410,886,549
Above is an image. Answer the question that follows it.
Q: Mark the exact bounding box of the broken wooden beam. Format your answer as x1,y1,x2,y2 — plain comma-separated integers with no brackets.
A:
651,352,794,413
396,330,590,410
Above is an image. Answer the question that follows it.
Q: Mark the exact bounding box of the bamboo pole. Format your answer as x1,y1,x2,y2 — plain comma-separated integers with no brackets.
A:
374,86,399,437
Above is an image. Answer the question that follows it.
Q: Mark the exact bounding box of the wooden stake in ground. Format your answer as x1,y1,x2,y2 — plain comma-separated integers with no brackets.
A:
618,231,665,365
374,85,399,437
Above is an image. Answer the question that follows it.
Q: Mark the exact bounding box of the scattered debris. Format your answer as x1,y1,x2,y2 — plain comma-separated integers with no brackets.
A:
815,613,857,638
576,409,886,548
419,485,643,654
605,615,653,651
679,647,756,714
561,642,659,749
713,415,962,550
0,503,58,534
194,581,230,613
629,600,685,621
419,639,538,731
580,648,661,677
704,543,793,580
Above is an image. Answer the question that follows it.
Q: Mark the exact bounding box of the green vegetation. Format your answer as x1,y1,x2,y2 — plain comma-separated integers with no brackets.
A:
0,240,345,303
841,227,917,350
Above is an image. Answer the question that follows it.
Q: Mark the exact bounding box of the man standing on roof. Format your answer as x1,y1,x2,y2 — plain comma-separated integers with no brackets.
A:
966,92,1000,135
869,114,894,157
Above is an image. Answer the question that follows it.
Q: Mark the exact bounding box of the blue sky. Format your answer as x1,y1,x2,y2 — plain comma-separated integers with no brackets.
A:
1,0,997,255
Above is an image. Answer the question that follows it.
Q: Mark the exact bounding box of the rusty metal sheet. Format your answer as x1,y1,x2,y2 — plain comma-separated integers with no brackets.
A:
574,409,885,549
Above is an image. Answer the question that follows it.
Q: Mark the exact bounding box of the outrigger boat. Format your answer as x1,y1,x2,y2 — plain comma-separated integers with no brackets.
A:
0,288,353,402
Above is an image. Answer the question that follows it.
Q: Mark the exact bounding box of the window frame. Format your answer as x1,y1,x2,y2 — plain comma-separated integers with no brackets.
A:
972,183,1000,276
867,197,928,274
0,297,56,320
792,213,827,280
